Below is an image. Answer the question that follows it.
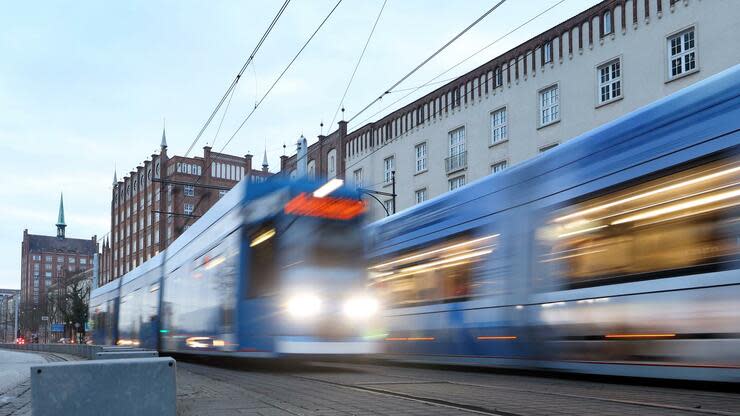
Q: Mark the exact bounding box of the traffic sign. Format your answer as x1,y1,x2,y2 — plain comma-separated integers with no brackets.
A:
41,316,49,321
51,324,64,332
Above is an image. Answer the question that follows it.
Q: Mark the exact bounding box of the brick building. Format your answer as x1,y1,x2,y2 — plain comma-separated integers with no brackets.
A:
100,128,273,285
20,195,98,335
281,0,740,221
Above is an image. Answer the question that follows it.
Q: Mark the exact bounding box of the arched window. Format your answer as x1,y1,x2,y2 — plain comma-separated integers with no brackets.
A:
307,160,316,180
327,149,337,179
289,169,297,180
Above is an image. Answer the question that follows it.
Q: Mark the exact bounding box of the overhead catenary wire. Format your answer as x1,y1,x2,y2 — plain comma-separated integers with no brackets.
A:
220,0,345,153
210,79,238,150
346,0,508,124
344,51,550,174
350,0,568,130
328,0,388,130
182,0,345,227
183,0,291,157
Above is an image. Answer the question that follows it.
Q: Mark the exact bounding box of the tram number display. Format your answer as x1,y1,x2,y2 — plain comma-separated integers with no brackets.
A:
284,192,365,220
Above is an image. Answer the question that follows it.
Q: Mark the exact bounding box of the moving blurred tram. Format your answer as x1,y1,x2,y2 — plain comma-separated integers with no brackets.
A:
367,65,740,381
90,178,380,357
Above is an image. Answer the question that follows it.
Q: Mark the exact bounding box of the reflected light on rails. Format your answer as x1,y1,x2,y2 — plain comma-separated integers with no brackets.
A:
477,336,518,340
385,337,435,341
605,333,676,339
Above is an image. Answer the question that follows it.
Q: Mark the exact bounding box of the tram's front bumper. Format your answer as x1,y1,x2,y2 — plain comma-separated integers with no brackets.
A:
276,337,379,355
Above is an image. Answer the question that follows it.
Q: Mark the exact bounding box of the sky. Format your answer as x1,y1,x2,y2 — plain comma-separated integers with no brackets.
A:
0,0,600,289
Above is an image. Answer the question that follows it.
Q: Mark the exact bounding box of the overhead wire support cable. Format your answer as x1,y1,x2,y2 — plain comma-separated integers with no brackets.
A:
343,0,569,172
346,0,507,124
349,0,566,130
182,0,345,228
221,0,344,152
183,0,291,157
329,0,388,129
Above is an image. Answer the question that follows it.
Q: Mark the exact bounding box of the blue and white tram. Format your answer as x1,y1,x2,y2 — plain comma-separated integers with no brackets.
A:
367,65,740,381
90,178,381,356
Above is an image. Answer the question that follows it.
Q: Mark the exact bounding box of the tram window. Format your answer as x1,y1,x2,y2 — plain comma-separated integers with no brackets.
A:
369,232,501,307
538,157,740,289
246,226,278,298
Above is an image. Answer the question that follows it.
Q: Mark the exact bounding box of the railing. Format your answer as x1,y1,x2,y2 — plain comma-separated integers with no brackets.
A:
445,151,467,173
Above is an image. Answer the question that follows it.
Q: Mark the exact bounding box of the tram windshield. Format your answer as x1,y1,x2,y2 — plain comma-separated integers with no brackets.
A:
246,191,366,297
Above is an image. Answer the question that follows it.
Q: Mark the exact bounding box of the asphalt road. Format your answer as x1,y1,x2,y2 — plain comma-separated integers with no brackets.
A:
175,358,740,416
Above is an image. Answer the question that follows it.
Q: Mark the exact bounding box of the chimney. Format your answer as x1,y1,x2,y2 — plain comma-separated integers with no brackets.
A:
245,154,253,173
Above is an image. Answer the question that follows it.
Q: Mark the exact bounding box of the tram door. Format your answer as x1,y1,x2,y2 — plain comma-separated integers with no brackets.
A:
241,223,279,352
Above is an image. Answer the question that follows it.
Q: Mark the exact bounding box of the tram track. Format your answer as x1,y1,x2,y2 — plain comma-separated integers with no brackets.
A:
292,374,522,416
295,371,739,416
179,357,740,416
322,362,740,416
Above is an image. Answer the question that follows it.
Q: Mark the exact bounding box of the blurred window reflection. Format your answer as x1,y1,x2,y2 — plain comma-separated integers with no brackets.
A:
369,233,501,306
539,157,739,288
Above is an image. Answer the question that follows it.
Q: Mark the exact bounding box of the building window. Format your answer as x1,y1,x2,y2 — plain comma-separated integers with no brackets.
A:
668,28,696,79
184,185,194,197
353,169,363,187
383,199,394,214
495,67,503,87
540,143,559,153
603,10,613,35
328,149,337,178
184,203,194,216
448,176,465,191
597,59,622,104
307,160,316,180
539,85,560,126
446,127,466,172
415,143,427,173
68,256,75,263
383,156,395,184
490,107,507,144
32,255,41,261
543,42,552,64
491,160,508,174
415,188,427,204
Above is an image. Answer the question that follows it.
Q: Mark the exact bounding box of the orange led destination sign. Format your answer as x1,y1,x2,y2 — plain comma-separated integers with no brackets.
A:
284,192,366,220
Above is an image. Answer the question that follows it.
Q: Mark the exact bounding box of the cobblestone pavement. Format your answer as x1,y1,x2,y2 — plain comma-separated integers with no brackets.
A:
0,350,80,416
176,359,740,416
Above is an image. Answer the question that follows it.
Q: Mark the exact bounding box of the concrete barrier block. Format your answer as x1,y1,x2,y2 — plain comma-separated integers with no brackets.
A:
95,350,159,360
31,357,176,416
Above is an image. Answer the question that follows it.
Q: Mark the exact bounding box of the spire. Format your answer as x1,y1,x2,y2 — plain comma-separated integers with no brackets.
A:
113,167,117,186
160,119,167,148
262,148,269,172
56,193,66,239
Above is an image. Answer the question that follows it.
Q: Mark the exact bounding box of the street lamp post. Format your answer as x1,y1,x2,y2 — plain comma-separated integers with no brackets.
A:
357,170,397,217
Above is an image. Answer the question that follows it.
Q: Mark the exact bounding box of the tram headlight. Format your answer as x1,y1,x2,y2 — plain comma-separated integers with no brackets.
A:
343,295,379,319
286,293,322,319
